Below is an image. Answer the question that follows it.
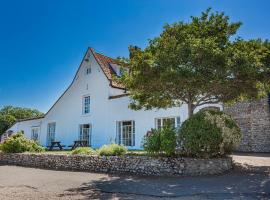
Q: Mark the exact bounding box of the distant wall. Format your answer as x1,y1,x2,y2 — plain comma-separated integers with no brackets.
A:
224,98,270,152
0,153,232,177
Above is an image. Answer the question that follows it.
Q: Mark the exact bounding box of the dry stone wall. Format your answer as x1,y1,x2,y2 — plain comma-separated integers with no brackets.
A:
224,97,270,152
0,153,232,177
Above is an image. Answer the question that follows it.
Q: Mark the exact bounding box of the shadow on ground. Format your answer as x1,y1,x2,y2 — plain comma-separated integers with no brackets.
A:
62,171,270,199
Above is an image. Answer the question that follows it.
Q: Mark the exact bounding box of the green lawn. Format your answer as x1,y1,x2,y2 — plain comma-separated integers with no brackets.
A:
43,149,147,156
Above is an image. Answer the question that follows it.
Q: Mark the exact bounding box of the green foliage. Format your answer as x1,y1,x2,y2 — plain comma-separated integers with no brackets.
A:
0,115,16,135
142,126,177,156
0,106,44,135
119,8,270,117
179,110,242,158
98,144,127,156
160,125,177,156
0,106,43,119
0,132,45,153
71,147,96,155
142,129,161,154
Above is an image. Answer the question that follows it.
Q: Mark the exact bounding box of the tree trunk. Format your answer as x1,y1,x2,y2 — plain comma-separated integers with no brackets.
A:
187,102,195,118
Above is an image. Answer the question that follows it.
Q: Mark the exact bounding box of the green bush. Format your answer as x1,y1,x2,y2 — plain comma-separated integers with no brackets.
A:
179,110,242,158
0,132,45,153
160,125,177,156
98,144,127,156
142,129,161,154
142,126,177,156
71,147,96,155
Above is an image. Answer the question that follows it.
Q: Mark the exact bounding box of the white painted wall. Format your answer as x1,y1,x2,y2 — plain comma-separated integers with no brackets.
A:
7,49,221,149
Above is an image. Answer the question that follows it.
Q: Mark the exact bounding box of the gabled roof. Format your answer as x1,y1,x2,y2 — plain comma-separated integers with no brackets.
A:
90,48,125,89
5,48,126,128
44,47,126,117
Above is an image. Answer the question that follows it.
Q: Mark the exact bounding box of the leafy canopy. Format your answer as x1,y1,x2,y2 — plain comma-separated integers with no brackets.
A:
119,8,270,116
0,106,43,135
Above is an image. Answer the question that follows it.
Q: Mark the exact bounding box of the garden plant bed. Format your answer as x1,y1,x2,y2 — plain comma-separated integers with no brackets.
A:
0,152,232,177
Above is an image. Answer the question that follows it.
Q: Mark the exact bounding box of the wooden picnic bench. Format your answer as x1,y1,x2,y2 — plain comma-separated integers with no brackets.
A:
69,140,88,150
47,141,66,150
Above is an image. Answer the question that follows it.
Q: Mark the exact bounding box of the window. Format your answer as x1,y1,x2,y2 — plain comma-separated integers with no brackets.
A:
86,67,91,75
79,124,91,146
116,121,135,146
155,117,181,130
31,127,40,141
47,122,56,146
83,96,90,114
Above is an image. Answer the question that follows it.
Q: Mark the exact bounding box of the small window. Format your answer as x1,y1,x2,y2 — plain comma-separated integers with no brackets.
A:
86,67,91,75
155,117,181,130
83,96,90,114
116,120,135,146
31,127,40,141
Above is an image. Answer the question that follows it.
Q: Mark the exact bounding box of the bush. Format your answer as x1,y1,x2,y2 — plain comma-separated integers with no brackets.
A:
160,125,177,156
179,110,241,158
71,147,96,155
142,126,177,156
98,144,127,156
0,132,45,153
142,129,161,154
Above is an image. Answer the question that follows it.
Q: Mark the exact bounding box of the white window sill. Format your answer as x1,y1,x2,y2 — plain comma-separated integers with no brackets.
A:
81,113,91,117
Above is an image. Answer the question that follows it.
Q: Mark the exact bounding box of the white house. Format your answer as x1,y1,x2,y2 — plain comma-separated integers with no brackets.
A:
5,48,221,149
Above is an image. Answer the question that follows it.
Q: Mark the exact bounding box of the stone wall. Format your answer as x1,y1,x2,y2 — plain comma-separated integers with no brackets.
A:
0,153,232,177
224,97,270,152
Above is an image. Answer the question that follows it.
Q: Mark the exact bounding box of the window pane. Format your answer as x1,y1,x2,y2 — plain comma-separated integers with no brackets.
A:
79,124,91,146
176,117,181,127
83,96,90,114
47,123,56,146
86,67,91,74
117,120,135,146
156,117,180,129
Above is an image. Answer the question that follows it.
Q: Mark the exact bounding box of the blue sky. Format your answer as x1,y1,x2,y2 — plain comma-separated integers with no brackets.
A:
0,0,269,113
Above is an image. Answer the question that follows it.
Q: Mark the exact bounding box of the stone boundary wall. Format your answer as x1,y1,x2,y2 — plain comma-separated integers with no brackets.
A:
224,98,270,152
0,153,232,176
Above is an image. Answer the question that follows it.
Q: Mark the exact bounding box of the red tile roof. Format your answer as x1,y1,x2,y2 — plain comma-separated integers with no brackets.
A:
90,48,125,89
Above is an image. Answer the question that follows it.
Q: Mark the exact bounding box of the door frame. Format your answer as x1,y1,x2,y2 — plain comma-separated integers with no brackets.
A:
78,123,92,146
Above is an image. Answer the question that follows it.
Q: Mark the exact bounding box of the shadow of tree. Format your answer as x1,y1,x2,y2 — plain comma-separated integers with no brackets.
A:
233,162,270,174
61,171,270,199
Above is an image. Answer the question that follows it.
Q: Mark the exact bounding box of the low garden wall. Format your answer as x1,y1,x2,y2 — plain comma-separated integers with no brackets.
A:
0,153,232,176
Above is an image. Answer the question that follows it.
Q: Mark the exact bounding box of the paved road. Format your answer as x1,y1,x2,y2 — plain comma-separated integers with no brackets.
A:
0,165,269,200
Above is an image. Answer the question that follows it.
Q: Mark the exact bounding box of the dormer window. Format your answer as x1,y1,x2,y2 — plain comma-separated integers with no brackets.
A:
110,63,122,77
86,67,91,75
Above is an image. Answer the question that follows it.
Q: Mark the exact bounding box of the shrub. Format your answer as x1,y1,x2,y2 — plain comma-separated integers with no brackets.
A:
142,129,161,154
71,147,96,155
0,132,45,153
142,126,177,156
98,144,127,156
160,125,177,156
179,110,242,158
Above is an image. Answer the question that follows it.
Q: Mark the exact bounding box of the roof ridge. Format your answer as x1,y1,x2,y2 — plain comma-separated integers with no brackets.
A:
95,52,119,63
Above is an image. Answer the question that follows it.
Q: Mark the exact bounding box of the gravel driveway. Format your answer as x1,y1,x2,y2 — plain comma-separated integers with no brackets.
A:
0,154,269,199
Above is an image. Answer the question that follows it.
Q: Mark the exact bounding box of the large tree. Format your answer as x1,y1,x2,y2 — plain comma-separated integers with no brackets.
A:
119,9,270,117
0,106,43,134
